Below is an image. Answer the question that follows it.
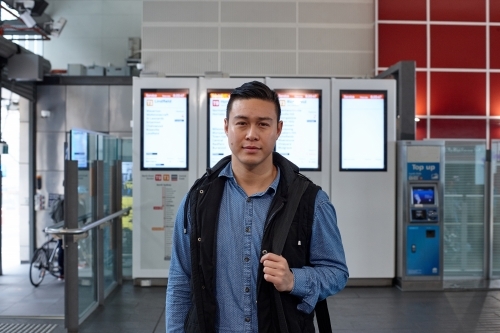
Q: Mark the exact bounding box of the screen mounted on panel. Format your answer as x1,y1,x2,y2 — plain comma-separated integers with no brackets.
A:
411,186,435,205
140,89,189,171
339,90,387,171
207,90,232,168
70,129,89,170
275,90,322,171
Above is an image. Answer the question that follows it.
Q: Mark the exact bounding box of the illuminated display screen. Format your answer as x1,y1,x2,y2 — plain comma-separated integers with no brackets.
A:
276,90,321,171
208,90,232,168
340,90,387,171
141,89,188,170
70,129,88,169
411,186,435,205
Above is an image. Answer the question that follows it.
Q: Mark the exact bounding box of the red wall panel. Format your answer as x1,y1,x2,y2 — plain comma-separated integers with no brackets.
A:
378,0,426,21
378,24,427,68
491,73,500,116
430,72,486,115
430,119,486,138
431,25,486,69
491,26,500,69
491,0,500,22
431,0,485,22
416,119,427,140
416,72,427,116
490,119,500,139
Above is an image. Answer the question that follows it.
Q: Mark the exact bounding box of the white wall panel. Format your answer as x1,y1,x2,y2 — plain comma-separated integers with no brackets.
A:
143,0,375,77
143,27,218,50
298,2,373,24
143,51,219,75
221,2,296,23
299,27,373,51
221,27,296,50
143,1,218,22
299,52,374,77
221,51,296,75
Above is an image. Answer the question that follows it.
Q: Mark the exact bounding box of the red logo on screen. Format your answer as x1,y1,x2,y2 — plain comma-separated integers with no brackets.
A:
212,100,220,107
155,174,162,181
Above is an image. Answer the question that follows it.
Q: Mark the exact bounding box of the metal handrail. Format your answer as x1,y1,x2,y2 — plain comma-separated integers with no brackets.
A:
44,207,131,235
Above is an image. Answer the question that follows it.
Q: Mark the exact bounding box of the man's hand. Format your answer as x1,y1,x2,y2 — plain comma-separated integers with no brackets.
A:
260,253,294,292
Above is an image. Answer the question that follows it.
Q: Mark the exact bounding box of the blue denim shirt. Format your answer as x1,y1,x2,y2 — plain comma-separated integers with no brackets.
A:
166,163,349,332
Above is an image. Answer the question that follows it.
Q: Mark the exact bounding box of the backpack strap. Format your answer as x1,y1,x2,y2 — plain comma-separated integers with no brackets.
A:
272,175,333,333
272,175,309,333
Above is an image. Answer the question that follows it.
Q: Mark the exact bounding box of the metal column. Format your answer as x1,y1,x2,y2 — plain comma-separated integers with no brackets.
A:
64,160,79,333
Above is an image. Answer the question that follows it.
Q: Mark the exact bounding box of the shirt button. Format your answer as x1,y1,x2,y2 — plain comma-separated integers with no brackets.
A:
246,197,251,202
245,227,250,233
244,257,249,262
245,287,250,292
245,317,250,322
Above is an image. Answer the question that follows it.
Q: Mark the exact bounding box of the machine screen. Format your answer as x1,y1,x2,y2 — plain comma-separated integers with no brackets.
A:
207,90,232,168
276,90,321,171
140,89,189,170
411,186,435,205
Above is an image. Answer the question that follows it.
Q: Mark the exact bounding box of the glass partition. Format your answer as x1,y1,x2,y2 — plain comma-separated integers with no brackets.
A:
67,129,125,321
101,135,120,294
443,141,486,277
121,138,133,278
491,141,500,277
76,131,98,317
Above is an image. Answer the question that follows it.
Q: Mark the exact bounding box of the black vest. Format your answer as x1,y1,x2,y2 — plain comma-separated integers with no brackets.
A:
185,153,320,333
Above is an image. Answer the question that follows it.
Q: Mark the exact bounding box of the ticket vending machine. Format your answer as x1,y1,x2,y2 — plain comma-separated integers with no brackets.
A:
397,141,444,291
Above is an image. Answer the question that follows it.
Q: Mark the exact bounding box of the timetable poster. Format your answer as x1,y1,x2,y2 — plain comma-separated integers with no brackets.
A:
141,90,188,170
208,91,232,168
276,91,321,170
340,92,386,170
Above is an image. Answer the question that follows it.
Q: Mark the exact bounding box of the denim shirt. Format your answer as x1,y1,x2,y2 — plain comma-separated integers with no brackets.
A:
166,163,349,332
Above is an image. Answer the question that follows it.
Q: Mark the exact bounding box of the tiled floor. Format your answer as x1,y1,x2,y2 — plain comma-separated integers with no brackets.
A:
3,263,500,332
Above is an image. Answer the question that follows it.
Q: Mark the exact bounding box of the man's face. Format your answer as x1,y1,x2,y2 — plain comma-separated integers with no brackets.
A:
224,98,282,170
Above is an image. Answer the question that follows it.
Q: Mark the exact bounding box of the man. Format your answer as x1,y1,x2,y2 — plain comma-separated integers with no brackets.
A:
166,81,348,332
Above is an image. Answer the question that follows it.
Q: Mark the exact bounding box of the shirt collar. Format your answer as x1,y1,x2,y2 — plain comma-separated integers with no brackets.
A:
219,162,280,194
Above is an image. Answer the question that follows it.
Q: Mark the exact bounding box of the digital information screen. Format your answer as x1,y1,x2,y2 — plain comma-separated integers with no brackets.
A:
411,186,435,205
70,129,88,169
208,91,232,168
141,89,188,170
276,90,321,171
340,91,387,171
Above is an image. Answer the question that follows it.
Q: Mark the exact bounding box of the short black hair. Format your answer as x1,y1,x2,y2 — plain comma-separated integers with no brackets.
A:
226,81,281,121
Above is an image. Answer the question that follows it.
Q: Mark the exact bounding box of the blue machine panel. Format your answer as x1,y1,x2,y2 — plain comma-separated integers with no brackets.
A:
407,163,440,181
406,225,440,276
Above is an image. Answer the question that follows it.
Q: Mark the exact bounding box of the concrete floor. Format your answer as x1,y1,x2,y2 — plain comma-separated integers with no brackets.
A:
3,263,500,332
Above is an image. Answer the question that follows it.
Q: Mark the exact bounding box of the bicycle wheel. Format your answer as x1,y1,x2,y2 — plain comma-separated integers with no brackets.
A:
29,248,48,287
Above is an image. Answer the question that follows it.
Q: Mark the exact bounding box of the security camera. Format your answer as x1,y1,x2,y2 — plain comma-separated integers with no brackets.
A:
41,110,51,118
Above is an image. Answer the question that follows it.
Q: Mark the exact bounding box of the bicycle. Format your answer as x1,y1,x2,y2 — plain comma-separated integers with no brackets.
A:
29,235,63,287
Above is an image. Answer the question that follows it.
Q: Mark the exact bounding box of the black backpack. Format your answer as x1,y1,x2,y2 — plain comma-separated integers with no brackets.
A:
49,197,64,223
